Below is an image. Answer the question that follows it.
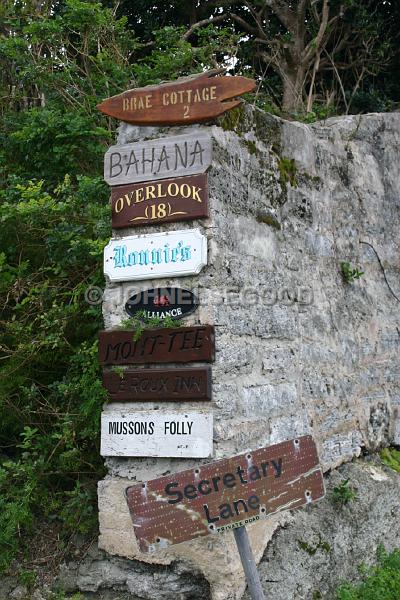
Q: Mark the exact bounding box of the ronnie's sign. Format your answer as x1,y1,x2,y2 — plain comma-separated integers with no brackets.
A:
104,132,212,187
98,325,215,365
97,70,256,126
103,229,207,282
102,366,212,401
125,287,198,321
101,409,213,458
125,436,325,552
111,174,209,228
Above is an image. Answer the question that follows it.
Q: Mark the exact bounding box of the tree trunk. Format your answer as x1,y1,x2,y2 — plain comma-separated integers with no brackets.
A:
281,67,305,112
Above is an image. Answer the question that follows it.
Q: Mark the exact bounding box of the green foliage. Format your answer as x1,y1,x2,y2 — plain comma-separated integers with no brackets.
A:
331,478,358,506
18,569,37,589
0,0,137,573
297,536,331,556
341,262,364,283
380,448,400,473
278,157,298,187
131,25,240,87
120,310,182,342
335,545,400,600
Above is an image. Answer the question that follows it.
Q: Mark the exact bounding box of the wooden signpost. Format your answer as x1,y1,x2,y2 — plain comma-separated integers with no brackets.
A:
103,229,207,282
101,409,213,457
111,174,209,228
104,132,212,187
125,287,198,320
97,70,256,126
98,325,215,365
102,366,212,402
125,435,324,551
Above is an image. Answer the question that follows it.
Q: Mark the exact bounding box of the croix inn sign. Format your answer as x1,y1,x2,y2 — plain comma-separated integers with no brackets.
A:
104,132,212,187
103,229,207,282
125,287,198,320
102,366,212,402
125,436,324,552
97,70,256,126
111,174,209,228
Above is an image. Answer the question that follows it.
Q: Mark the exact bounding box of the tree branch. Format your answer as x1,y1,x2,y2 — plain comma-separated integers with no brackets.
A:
302,0,330,64
183,14,227,40
264,0,297,32
230,12,259,37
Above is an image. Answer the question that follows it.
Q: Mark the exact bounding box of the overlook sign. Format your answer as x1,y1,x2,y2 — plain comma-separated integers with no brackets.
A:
125,436,324,553
111,174,209,228
97,70,256,125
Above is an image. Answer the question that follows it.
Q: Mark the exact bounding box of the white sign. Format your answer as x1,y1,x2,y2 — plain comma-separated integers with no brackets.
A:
103,228,207,282
104,132,212,186
100,410,213,457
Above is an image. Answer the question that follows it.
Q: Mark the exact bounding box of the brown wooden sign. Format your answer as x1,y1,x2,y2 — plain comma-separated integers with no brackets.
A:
111,174,209,228
125,435,325,553
97,70,256,125
99,326,215,365
102,366,212,401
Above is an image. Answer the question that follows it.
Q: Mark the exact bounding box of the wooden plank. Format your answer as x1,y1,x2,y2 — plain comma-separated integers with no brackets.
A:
125,287,198,321
100,409,213,457
104,132,212,187
98,325,215,365
102,366,212,401
125,436,325,552
111,174,209,228
97,70,256,126
103,229,207,283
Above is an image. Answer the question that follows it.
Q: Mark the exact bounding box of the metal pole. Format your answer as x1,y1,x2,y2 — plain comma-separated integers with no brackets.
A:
233,526,266,600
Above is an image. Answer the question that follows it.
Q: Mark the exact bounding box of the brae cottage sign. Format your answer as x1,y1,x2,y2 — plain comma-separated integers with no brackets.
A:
97,70,256,126
125,436,324,552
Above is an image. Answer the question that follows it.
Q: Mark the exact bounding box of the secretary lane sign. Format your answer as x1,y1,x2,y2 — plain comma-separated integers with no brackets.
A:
125,436,325,552
104,229,207,282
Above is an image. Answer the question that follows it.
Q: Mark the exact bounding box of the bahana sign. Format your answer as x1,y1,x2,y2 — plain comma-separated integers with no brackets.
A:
97,70,256,126
125,435,324,553
103,229,207,282
104,132,212,187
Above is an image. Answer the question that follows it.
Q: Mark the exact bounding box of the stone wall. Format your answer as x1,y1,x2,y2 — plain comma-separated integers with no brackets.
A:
99,107,400,600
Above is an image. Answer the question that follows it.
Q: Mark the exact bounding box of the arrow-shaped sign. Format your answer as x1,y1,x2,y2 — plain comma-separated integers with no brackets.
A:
97,70,256,125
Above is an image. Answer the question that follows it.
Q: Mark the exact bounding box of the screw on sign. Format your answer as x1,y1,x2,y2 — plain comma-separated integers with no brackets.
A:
125,436,325,600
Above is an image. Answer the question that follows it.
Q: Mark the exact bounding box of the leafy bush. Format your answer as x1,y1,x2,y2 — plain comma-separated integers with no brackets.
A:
335,545,400,600
0,0,235,573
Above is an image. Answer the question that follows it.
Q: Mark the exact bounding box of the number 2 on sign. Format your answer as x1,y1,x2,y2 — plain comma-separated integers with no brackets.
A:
183,105,189,118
